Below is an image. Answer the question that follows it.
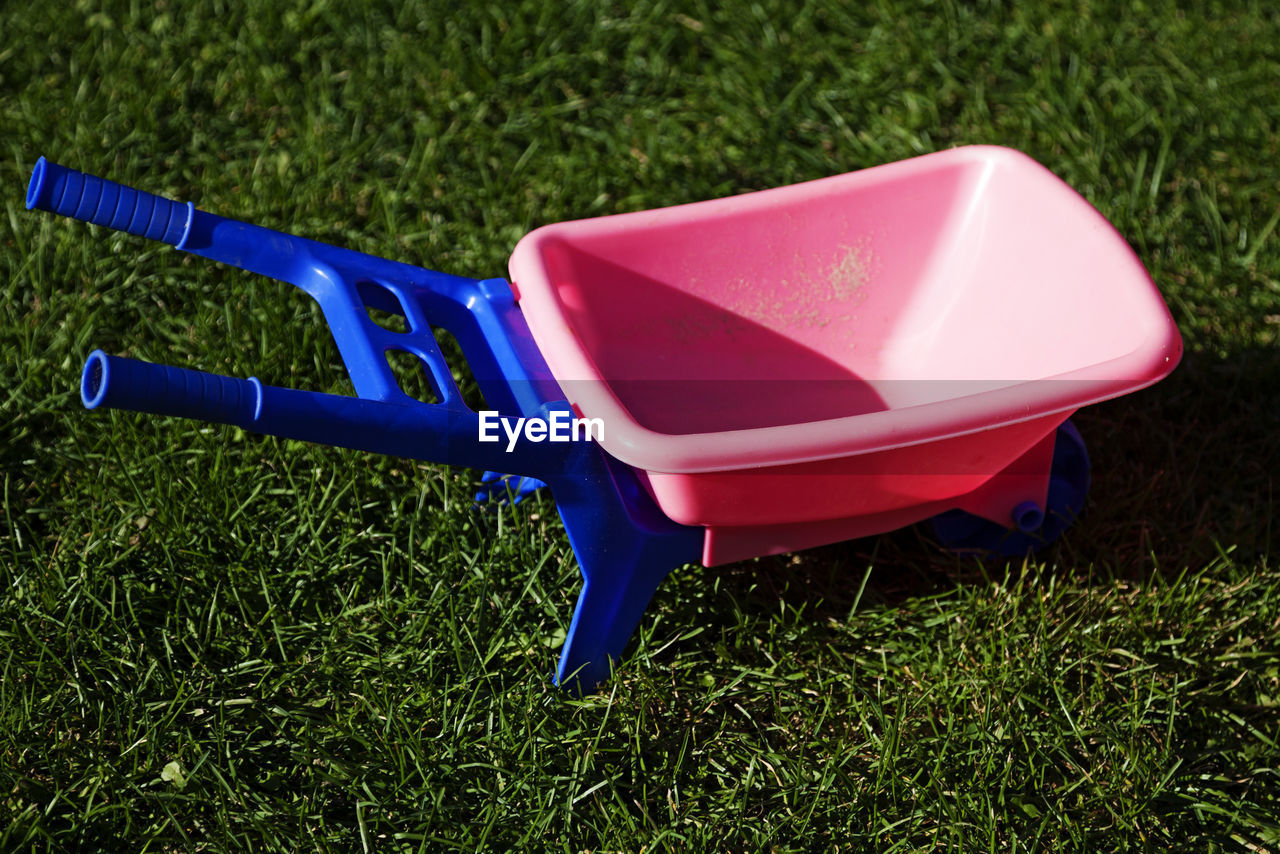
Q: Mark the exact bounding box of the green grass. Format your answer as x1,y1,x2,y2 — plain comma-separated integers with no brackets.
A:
3,0,1279,850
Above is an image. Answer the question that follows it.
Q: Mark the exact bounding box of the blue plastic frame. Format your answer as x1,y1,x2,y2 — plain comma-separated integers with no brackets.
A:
930,420,1090,556
29,157,701,692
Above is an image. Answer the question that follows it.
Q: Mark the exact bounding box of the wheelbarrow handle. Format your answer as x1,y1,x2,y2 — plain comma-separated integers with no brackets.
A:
27,158,562,416
81,350,572,479
26,157,195,247
27,157,336,286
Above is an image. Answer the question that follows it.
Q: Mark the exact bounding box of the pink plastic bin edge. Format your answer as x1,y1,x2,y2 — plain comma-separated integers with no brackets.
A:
509,145,1182,477
509,146,1182,535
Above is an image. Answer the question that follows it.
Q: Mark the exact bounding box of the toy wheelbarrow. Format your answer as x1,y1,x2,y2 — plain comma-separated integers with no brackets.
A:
26,146,1182,690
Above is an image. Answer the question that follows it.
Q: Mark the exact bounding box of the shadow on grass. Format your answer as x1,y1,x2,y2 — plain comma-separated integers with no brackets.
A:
1074,343,1279,571
652,343,1280,632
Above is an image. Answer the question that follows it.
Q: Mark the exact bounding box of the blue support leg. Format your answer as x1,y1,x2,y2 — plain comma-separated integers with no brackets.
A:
548,450,703,693
557,560,682,689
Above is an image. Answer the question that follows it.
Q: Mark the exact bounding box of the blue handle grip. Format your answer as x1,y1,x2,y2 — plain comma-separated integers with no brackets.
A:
26,157,193,247
82,349,257,421
81,351,570,478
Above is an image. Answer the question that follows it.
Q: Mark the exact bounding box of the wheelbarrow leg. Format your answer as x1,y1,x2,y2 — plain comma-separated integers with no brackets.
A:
556,557,681,691
550,447,702,693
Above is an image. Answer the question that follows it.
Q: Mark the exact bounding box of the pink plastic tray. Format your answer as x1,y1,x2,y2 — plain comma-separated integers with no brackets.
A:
508,146,1181,563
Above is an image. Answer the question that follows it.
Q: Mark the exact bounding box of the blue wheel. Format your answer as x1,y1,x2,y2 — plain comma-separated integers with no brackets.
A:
930,420,1090,557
